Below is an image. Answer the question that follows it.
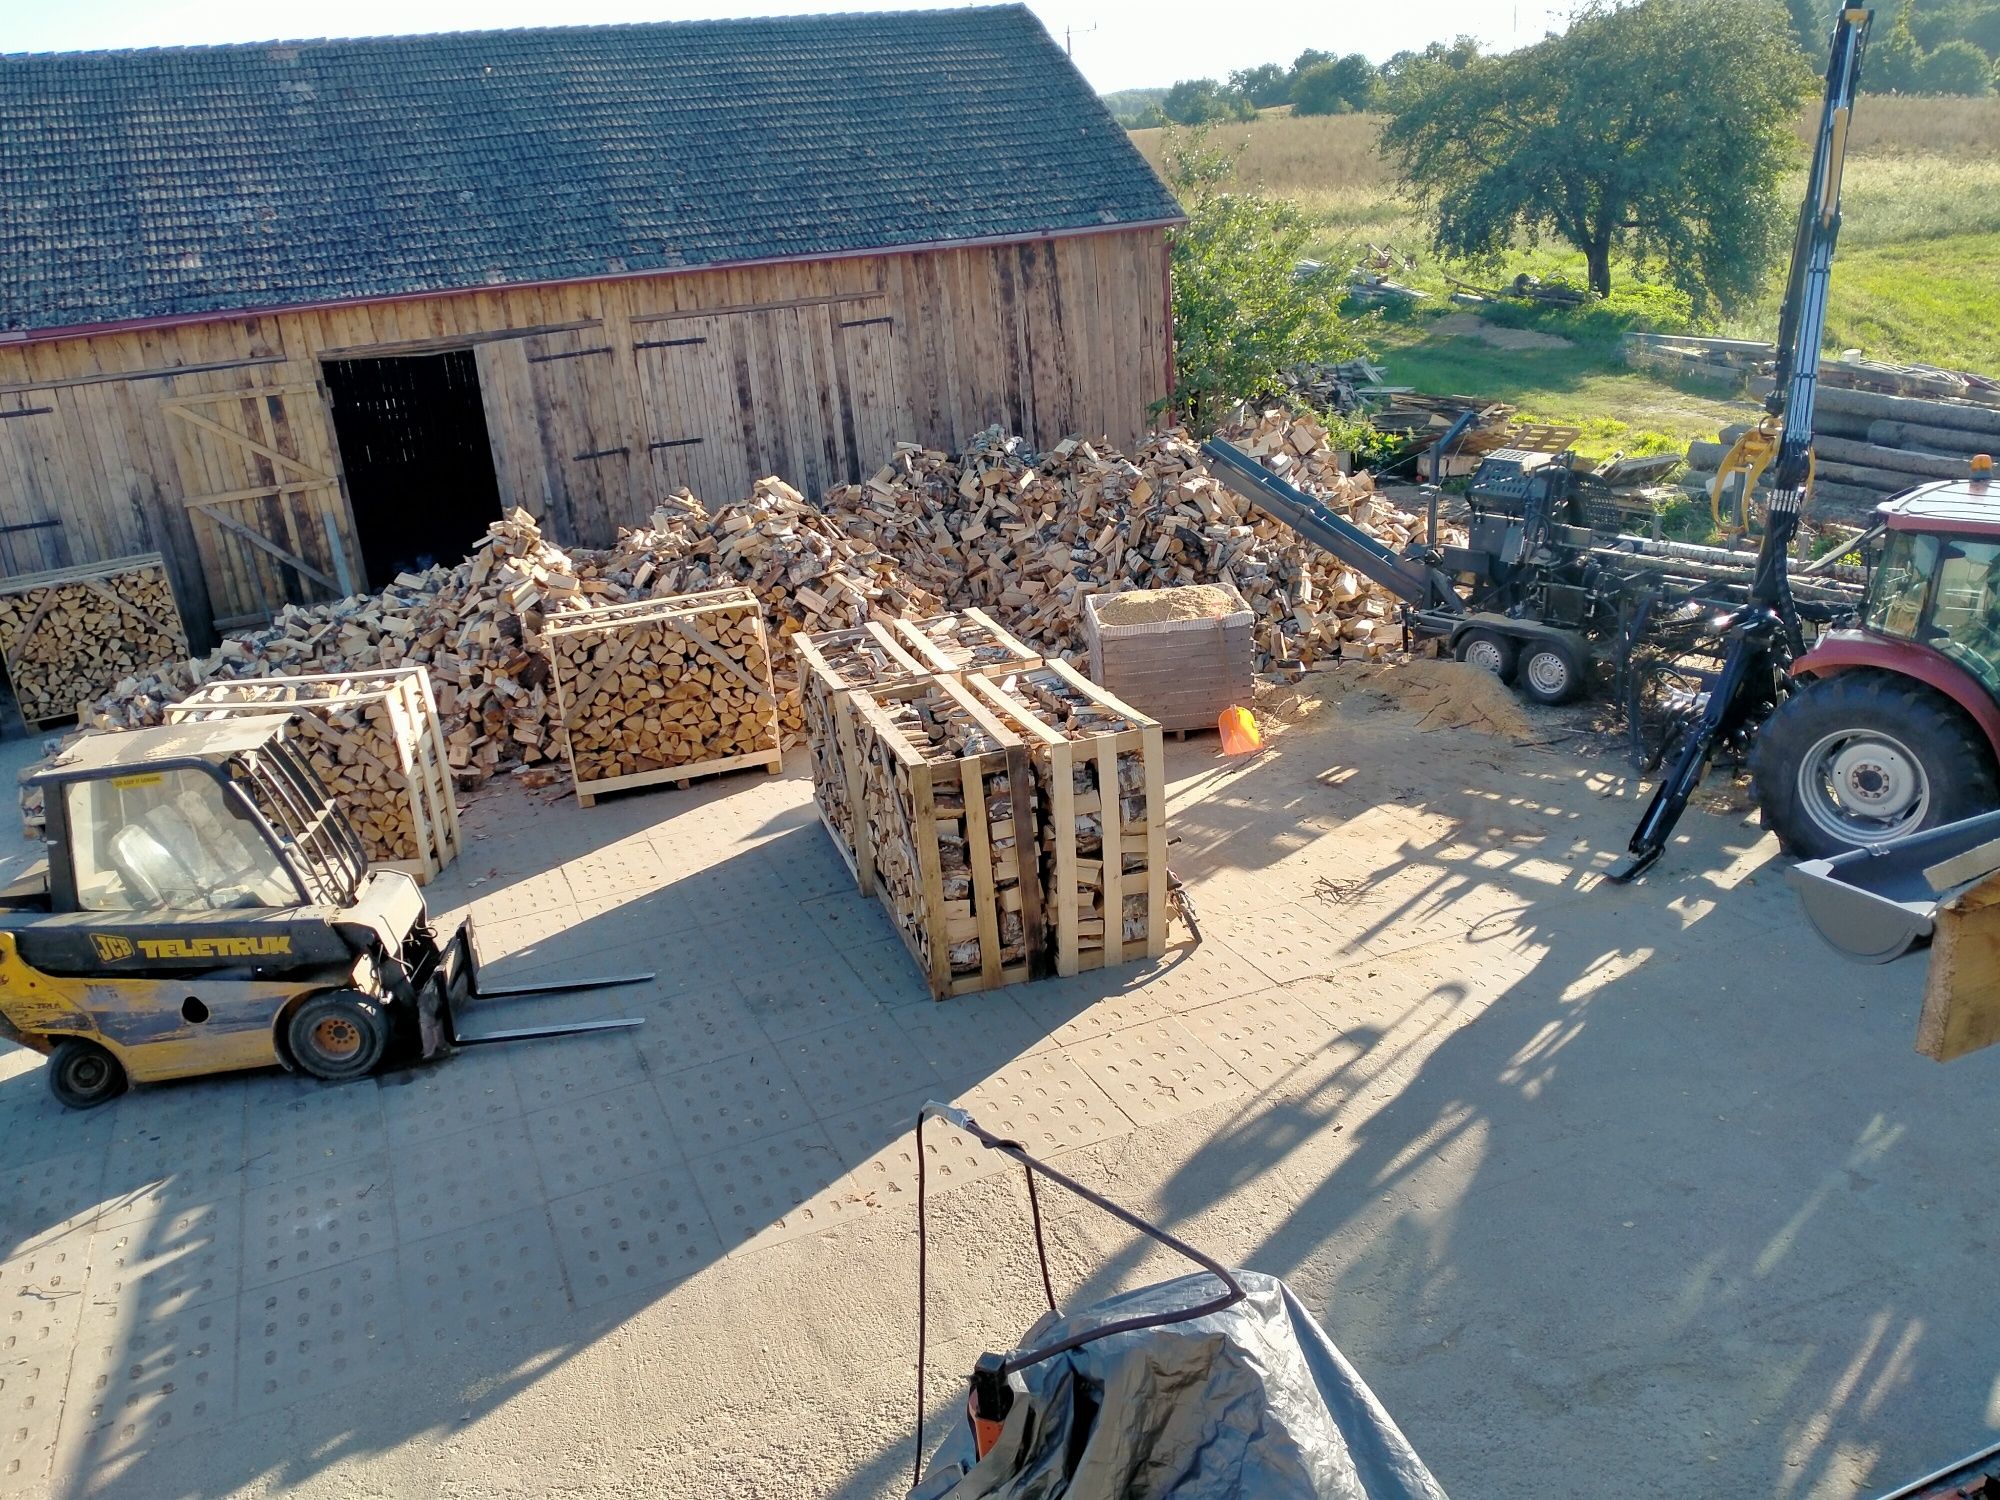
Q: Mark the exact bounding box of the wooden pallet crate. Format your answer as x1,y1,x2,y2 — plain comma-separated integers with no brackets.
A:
0,554,188,727
1083,583,1254,734
968,661,1168,977
890,608,1042,677
794,621,931,891
166,666,461,884
547,585,783,808
853,674,1045,999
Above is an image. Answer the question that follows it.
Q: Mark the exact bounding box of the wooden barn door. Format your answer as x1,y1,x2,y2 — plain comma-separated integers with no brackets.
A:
161,384,360,628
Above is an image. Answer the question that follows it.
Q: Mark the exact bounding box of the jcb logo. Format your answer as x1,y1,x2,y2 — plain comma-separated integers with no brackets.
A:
90,934,134,961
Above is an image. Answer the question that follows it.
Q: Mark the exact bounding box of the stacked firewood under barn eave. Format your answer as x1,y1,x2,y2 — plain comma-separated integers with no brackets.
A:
81,407,1423,789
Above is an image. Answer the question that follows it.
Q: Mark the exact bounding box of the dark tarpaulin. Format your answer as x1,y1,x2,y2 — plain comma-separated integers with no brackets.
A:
910,1271,1448,1500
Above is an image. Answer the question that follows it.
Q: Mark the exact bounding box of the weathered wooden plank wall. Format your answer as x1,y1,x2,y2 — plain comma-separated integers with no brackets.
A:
0,227,1170,644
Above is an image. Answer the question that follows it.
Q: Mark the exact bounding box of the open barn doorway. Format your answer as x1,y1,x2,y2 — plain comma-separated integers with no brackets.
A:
323,350,504,590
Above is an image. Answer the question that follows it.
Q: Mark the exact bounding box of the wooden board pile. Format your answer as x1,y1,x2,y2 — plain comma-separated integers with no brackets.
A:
967,663,1167,976
546,585,783,806
852,674,1042,998
822,408,1420,673
165,668,461,883
0,555,188,726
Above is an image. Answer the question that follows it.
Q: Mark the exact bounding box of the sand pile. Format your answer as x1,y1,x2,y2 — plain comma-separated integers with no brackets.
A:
1350,659,1541,742
1092,584,1244,627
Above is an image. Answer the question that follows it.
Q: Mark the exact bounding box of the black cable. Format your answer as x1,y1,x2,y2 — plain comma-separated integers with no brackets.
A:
1023,1165,1057,1314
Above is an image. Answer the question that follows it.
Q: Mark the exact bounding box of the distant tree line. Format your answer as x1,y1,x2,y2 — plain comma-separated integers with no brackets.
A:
1107,38,1481,127
1109,0,1996,128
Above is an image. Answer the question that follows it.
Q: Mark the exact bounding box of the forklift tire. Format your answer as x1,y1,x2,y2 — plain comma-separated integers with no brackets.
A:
1454,629,1518,683
286,992,390,1081
47,1039,126,1110
1517,639,1587,706
1750,671,1999,859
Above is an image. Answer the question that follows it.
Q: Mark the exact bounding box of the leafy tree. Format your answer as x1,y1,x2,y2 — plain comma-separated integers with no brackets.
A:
1229,63,1293,108
1378,36,1481,93
1161,77,1254,125
1869,0,1927,89
1291,54,1377,115
1160,128,1370,428
1917,36,1996,88
1292,48,1333,76
1380,0,1813,310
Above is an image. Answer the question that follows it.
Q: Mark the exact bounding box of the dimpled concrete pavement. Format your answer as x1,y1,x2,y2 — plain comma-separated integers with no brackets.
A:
0,687,1994,1499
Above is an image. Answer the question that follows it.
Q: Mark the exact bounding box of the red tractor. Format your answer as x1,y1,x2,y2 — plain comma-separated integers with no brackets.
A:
1752,472,2000,858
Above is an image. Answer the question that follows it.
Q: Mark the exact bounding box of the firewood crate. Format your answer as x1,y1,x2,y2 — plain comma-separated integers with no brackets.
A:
968,661,1168,976
1082,583,1254,734
793,622,931,891
890,608,1042,677
0,555,188,728
547,585,783,808
166,667,461,884
853,674,1045,999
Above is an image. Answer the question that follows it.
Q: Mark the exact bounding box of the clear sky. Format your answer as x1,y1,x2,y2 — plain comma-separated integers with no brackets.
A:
3,0,1568,93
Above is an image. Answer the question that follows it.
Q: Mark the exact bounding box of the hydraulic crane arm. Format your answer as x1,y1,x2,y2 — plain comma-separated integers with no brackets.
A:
1609,6,1872,883
1200,437,1463,613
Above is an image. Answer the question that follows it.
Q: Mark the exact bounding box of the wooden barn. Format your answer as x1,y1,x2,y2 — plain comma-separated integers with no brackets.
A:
0,6,1181,649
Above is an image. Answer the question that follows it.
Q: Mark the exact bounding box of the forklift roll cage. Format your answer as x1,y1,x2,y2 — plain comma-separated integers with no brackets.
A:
29,716,367,917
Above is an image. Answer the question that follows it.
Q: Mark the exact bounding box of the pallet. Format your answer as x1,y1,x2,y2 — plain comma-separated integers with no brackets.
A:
794,622,931,892
547,585,784,808
0,553,188,728
167,666,461,884
853,673,1045,999
967,660,1168,978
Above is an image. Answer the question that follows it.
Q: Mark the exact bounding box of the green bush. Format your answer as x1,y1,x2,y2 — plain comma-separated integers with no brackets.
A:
1161,129,1373,429
1918,39,1995,94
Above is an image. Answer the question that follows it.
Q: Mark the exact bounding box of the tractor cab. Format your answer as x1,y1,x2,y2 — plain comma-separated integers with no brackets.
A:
1848,484,2000,693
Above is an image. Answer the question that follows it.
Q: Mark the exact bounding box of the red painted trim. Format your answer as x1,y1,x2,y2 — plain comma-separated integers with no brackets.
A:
0,218,1189,348
1795,630,2000,762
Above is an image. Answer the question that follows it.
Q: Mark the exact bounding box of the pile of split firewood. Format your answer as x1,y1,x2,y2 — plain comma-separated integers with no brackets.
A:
821,407,1422,672
83,408,1423,789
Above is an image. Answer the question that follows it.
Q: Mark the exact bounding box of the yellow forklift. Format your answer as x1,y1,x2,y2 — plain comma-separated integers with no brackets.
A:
0,715,643,1108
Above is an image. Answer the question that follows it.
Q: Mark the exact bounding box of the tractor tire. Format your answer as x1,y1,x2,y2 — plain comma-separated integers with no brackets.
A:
1749,670,2000,859
1517,638,1587,706
1454,628,1518,682
47,1038,126,1110
286,992,390,1082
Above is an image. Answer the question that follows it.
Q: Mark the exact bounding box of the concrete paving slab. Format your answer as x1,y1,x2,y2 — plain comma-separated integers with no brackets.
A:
653,1045,811,1155
241,1154,394,1291
235,1249,403,1419
684,1121,864,1254
62,1288,237,1473
775,1013,940,1119
546,1166,720,1308
399,1206,569,1355
1063,1016,1251,1126
0,1353,67,1498
0,1227,90,1367
85,1201,239,1321
525,1083,680,1198
390,1117,540,1240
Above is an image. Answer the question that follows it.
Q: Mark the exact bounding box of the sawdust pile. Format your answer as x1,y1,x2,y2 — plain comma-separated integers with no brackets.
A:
1091,585,1244,627
1350,659,1540,743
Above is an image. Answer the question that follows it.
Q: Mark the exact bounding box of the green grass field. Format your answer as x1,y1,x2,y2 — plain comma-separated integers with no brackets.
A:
1130,99,2000,455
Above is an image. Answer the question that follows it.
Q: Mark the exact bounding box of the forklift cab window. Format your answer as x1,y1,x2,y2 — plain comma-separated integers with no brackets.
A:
66,769,296,913
1864,530,1937,640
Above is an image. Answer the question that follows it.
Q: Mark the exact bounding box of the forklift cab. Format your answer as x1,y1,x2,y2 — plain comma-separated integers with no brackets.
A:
29,716,369,919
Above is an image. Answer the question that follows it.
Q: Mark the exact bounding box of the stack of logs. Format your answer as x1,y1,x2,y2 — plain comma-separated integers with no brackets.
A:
0,556,187,726
802,614,1164,998
821,407,1419,671
546,586,783,805
853,674,1042,996
165,668,460,882
80,407,1417,801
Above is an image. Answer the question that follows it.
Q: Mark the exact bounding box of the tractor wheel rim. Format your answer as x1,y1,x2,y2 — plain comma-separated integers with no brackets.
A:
1525,652,1569,695
312,1016,363,1058
1463,639,1507,675
1799,729,1930,844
